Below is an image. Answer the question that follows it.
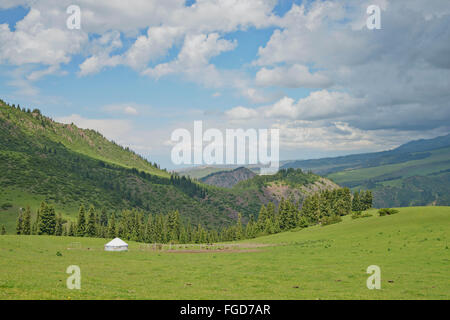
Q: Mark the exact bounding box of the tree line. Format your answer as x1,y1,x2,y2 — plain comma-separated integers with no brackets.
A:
12,189,372,243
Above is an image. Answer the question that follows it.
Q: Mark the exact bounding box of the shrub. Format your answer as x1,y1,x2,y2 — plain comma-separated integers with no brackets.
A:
320,215,342,226
378,208,399,216
351,211,362,219
352,211,373,219
1,203,13,210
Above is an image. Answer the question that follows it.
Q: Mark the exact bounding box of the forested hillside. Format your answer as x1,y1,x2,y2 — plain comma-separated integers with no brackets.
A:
0,100,338,232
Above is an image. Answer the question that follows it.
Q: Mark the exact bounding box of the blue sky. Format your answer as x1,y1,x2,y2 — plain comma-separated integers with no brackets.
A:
0,0,449,169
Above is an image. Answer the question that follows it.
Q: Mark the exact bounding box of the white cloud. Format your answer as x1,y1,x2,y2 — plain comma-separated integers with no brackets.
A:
142,33,237,86
102,104,140,116
56,114,133,143
224,106,259,120
252,0,450,132
256,64,332,88
0,8,87,66
225,90,364,121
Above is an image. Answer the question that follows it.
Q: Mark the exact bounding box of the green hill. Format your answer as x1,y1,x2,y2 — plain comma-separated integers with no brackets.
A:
1,206,448,299
0,100,334,232
282,134,450,207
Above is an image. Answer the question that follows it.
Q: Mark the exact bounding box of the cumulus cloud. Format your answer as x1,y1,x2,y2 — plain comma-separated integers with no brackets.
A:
102,104,140,116
142,33,237,86
252,0,450,134
56,114,133,143
256,64,332,88
0,8,86,66
224,106,259,120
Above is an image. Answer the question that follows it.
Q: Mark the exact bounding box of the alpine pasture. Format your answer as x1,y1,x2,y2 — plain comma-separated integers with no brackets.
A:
0,206,448,299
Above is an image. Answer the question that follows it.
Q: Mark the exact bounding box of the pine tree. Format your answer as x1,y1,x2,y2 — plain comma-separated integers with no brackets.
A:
361,190,373,210
235,213,243,240
100,208,108,227
16,210,23,235
22,206,31,235
86,206,97,237
278,198,289,230
68,222,75,236
257,205,268,231
76,205,86,237
287,200,299,229
319,192,332,218
108,214,116,238
38,202,56,235
342,188,352,215
245,215,257,238
266,202,276,222
167,210,181,242
32,208,41,235
55,213,63,236
352,191,361,212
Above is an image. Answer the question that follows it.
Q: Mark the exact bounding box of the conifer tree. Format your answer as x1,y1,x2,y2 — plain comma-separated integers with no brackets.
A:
55,213,63,236
22,206,31,235
38,202,56,235
245,215,257,238
278,198,289,230
167,210,181,242
100,208,108,227
361,190,373,210
86,206,97,237
342,188,352,215
352,191,361,212
68,222,75,236
108,213,116,238
257,205,268,231
235,213,243,240
266,202,276,222
76,205,86,236
32,208,40,235
16,210,23,235
1,225,6,235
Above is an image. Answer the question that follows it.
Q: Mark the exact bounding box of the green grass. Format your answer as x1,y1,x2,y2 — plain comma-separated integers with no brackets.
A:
1,206,448,299
327,147,450,185
325,147,450,207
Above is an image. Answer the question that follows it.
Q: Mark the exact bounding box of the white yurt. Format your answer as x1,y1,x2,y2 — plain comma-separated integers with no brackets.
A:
104,238,128,251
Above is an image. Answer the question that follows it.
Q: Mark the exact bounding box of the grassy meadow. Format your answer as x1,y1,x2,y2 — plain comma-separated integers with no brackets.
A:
0,206,448,299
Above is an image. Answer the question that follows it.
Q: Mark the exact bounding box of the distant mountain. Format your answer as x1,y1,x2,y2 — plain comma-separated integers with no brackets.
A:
282,134,450,175
282,134,450,207
201,167,256,188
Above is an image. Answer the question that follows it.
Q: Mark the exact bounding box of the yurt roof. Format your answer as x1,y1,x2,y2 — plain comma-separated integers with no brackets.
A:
105,237,128,247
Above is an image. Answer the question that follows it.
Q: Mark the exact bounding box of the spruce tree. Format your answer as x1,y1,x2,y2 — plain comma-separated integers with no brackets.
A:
343,188,352,215
266,202,276,222
55,213,63,236
68,222,75,236
361,190,373,210
16,210,23,235
257,205,268,231
352,191,361,212
38,202,56,235
100,208,108,227
235,213,243,240
245,215,257,238
32,208,41,235
76,205,86,237
22,206,31,235
108,214,116,238
86,206,97,237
